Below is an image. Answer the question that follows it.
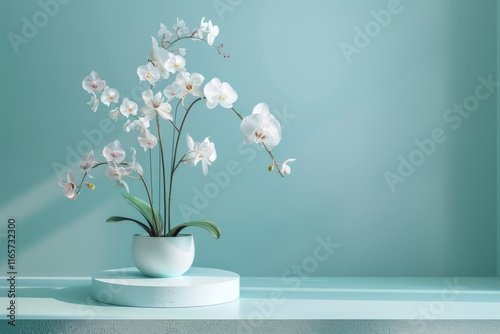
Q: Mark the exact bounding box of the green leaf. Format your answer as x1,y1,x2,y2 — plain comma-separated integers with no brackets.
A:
121,193,163,236
166,220,221,239
106,216,154,236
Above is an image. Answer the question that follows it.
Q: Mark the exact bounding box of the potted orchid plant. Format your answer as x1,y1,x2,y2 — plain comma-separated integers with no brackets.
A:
58,17,295,277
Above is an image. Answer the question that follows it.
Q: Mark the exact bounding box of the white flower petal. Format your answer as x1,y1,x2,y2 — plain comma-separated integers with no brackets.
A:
184,135,216,175
156,103,173,121
103,140,126,162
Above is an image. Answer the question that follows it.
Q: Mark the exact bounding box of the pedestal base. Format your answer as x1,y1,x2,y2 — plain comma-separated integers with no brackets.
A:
91,267,239,307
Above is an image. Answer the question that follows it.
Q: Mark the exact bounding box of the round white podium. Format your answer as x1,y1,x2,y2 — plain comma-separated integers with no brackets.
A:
91,267,240,307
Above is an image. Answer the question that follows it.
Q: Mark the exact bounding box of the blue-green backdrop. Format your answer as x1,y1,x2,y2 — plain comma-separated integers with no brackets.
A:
0,0,497,277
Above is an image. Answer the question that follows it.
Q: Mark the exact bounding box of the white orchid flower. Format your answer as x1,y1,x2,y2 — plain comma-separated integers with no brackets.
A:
240,102,282,150
105,161,133,193
164,53,186,74
177,48,186,56
173,18,190,37
82,71,106,93
148,36,170,79
123,118,150,133
196,17,208,39
163,83,178,102
173,72,205,98
280,158,296,175
203,78,238,109
108,108,120,121
80,150,96,178
137,62,161,86
184,134,217,176
207,20,219,46
158,23,173,41
103,140,126,163
87,93,99,112
58,170,76,199
129,147,144,176
119,98,138,118
138,129,158,151
100,87,119,106
140,89,173,122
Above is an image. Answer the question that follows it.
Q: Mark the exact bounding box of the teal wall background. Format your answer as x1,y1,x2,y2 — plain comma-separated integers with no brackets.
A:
498,0,500,279
0,0,497,278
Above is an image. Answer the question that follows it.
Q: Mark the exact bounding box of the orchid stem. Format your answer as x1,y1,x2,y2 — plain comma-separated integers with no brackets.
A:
168,97,202,233
149,148,154,216
263,143,284,177
139,175,159,236
155,113,167,236
231,107,244,120
173,153,188,173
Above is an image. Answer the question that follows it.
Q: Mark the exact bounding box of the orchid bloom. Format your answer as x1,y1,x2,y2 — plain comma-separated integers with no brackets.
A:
140,89,173,122
87,93,99,112
240,102,282,150
138,129,158,151
196,17,208,39
184,134,217,176
148,37,170,79
105,161,133,193
173,72,205,98
119,98,138,118
158,23,173,41
207,20,219,46
177,48,186,56
103,140,126,163
123,118,150,133
129,147,144,176
80,150,96,178
82,71,106,93
164,53,186,74
137,62,161,86
108,108,120,121
163,83,178,102
203,78,238,109
279,158,296,175
58,170,76,199
100,87,119,106
173,18,190,37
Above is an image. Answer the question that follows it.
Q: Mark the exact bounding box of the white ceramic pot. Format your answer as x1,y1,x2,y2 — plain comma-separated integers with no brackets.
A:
131,234,195,278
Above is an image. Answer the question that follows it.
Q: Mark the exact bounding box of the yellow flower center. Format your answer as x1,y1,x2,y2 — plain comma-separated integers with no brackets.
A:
255,131,266,140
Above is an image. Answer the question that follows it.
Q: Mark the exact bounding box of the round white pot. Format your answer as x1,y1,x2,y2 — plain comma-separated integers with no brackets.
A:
131,234,195,278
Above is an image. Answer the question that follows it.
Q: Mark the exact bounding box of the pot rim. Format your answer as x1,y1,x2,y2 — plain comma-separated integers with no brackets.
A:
133,233,192,238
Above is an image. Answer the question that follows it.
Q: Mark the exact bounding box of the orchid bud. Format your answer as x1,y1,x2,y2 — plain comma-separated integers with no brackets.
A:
268,165,274,172
86,182,96,190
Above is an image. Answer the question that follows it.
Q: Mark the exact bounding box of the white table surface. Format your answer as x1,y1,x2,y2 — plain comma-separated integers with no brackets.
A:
2,275,500,320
